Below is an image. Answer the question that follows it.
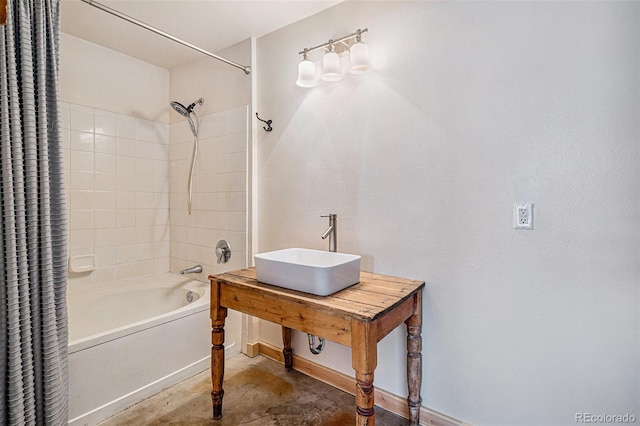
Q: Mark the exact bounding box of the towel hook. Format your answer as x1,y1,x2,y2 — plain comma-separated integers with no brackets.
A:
255,112,273,132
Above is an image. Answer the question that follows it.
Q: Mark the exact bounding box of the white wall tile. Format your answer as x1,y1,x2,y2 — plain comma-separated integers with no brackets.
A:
70,190,94,210
154,257,170,274
117,227,136,246
70,210,94,230
70,131,94,152
136,175,154,192
116,138,137,157
94,266,116,285
136,226,154,244
117,191,136,209
64,103,247,288
70,150,94,172
95,153,116,173
95,246,116,267
95,228,116,248
228,172,246,192
135,118,157,143
95,134,115,155
229,192,245,212
135,259,154,277
69,229,94,251
167,108,247,277
94,209,116,229
136,243,155,261
70,171,94,191
117,244,135,263
94,191,116,210
116,115,136,139
60,103,70,130
62,127,71,150
95,172,116,191
116,263,135,281
95,110,116,136
117,209,135,228
70,105,94,133
136,192,154,209
136,158,154,175
116,156,136,174
229,111,246,135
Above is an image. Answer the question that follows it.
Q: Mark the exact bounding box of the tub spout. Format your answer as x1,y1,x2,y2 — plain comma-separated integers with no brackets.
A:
180,265,202,275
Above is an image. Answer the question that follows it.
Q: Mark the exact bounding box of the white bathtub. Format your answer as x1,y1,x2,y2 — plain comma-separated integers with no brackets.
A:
67,273,239,426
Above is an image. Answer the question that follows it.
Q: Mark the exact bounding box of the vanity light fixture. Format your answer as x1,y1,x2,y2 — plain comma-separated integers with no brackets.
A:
296,28,371,88
295,49,318,88
348,32,372,74
321,43,342,82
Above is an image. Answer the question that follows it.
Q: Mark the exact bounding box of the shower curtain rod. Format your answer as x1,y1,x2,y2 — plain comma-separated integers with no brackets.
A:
81,0,252,75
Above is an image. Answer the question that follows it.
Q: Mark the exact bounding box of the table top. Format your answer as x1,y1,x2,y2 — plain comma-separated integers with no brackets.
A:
211,267,424,322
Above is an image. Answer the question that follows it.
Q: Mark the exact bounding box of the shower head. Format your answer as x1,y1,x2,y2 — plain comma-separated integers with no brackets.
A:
170,101,190,118
170,98,204,136
170,98,204,117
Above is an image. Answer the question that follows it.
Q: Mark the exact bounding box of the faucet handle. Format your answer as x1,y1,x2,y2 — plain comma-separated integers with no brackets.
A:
320,214,336,218
216,240,231,264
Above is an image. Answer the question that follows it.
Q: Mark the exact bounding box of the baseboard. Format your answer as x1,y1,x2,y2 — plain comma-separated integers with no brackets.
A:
245,341,260,358
258,342,467,426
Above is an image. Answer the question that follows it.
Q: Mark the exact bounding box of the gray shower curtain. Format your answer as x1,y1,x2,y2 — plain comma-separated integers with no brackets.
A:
0,1,68,425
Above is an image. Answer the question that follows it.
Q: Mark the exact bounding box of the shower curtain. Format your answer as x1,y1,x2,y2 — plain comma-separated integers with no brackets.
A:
0,1,68,425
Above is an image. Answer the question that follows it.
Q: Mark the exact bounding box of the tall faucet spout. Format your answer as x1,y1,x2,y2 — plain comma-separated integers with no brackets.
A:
321,225,334,240
320,214,337,252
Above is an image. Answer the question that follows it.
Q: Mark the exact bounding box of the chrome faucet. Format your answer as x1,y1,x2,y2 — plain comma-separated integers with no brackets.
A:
321,214,337,252
309,213,338,355
179,264,202,275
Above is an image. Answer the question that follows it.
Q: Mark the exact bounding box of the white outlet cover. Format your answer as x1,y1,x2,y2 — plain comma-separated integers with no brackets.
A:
514,203,533,229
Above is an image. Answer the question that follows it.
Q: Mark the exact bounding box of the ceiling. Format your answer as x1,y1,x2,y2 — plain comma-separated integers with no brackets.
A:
61,0,341,70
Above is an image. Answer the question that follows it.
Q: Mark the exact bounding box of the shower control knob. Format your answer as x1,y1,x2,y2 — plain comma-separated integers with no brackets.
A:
216,240,231,264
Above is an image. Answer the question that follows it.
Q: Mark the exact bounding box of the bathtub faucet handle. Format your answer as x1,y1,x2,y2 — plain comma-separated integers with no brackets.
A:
179,265,202,275
216,240,231,264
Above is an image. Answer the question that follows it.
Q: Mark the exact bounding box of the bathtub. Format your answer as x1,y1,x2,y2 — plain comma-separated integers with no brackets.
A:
67,273,240,426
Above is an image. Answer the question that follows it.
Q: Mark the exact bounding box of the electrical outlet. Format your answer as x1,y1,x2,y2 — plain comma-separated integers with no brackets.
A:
514,203,533,229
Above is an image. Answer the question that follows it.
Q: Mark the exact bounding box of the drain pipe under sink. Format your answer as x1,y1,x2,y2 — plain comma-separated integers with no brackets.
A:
307,334,325,355
305,213,338,355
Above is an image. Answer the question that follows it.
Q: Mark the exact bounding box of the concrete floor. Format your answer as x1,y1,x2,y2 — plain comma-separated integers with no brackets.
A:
99,354,408,425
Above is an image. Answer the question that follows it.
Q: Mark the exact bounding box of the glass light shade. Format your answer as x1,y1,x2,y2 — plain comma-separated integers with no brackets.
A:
321,51,342,82
349,41,371,74
296,59,317,88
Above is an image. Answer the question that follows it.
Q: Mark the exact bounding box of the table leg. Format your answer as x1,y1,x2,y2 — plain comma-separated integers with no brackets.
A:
352,320,377,426
405,291,422,425
211,279,228,420
282,326,293,371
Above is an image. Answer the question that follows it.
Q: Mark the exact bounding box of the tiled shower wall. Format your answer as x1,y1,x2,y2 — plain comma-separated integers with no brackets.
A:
61,102,170,287
169,106,248,281
62,102,248,287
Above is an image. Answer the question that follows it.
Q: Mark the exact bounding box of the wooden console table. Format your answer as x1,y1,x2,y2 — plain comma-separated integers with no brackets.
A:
210,267,425,425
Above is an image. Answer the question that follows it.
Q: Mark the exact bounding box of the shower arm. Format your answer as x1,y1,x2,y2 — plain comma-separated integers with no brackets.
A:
81,0,252,75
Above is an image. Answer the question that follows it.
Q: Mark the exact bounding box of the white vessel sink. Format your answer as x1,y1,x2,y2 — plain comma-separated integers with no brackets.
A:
254,248,361,296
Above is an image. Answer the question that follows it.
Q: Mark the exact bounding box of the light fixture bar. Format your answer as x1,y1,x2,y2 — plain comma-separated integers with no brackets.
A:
81,0,252,74
298,28,368,56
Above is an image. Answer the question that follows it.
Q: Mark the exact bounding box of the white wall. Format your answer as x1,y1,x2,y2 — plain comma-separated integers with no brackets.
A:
60,33,169,122
168,107,249,279
59,33,171,288
169,39,254,268
60,102,170,287
256,2,639,424
169,39,252,122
